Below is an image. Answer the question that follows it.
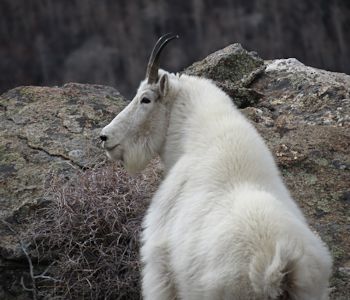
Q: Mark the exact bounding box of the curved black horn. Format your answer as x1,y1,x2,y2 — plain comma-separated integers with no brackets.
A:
147,33,179,84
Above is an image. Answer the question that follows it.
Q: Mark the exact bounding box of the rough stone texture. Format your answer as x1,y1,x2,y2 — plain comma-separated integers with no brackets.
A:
0,83,126,219
250,59,350,300
0,83,127,298
184,43,266,108
0,44,349,299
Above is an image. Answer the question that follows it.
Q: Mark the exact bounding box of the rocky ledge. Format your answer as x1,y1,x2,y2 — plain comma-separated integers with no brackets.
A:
0,44,349,299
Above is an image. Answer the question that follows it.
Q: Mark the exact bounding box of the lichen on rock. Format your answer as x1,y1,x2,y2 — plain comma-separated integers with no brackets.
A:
0,83,127,299
1,44,349,299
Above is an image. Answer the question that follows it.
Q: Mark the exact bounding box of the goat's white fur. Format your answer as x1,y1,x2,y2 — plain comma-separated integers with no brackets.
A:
101,70,332,300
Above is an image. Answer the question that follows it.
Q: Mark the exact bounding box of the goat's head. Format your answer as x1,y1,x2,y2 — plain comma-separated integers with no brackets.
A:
100,33,179,173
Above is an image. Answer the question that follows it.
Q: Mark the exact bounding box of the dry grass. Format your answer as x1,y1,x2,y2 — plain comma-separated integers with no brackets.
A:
29,160,161,299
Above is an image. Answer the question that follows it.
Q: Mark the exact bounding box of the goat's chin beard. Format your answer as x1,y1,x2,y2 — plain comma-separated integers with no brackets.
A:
122,145,154,175
105,147,123,162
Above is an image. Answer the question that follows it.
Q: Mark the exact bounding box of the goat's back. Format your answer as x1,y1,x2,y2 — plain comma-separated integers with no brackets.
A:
162,179,332,299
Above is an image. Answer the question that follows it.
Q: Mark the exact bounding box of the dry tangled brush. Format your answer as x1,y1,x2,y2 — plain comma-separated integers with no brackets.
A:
30,161,161,299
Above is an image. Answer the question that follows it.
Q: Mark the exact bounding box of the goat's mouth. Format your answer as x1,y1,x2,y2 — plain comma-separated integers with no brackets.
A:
103,143,124,162
102,143,120,152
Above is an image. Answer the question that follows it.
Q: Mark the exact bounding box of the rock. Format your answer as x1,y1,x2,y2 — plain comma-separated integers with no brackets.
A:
1,44,349,299
0,83,127,298
0,83,126,218
184,43,266,108
186,47,350,299
261,58,350,127
184,43,264,83
251,59,350,299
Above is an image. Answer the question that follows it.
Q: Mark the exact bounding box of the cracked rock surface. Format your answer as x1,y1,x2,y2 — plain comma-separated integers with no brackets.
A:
0,83,127,299
251,59,350,299
0,83,125,220
184,43,266,108
0,45,349,299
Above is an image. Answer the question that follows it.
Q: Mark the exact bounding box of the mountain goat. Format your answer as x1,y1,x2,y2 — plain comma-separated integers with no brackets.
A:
100,34,332,300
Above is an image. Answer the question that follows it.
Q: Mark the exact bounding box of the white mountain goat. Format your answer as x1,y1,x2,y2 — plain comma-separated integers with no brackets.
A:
100,34,332,300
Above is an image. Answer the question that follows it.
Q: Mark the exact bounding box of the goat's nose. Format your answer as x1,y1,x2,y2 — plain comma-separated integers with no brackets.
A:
100,134,108,142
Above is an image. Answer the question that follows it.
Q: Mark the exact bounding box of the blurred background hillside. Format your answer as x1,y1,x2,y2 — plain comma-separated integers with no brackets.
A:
1,0,349,98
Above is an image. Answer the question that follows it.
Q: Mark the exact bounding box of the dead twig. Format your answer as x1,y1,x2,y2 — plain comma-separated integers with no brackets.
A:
27,160,161,299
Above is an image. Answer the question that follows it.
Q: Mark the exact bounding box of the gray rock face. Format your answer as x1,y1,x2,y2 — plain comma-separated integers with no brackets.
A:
0,83,126,298
252,59,350,300
0,45,349,299
184,43,266,108
1,83,126,219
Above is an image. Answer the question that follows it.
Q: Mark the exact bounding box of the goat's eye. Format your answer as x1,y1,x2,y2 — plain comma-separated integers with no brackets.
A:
141,97,151,104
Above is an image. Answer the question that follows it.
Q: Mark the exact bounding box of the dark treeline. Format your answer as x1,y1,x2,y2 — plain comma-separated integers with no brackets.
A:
1,0,349,97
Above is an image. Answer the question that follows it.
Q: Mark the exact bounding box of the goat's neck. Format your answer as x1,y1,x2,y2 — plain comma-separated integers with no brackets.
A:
159,84,190,173
160,76,232,173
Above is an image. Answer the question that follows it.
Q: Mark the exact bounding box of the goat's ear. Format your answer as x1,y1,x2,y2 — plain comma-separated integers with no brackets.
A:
159,73,169,98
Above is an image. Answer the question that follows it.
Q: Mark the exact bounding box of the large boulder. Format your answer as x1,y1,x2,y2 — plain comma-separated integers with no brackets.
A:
184,43,266,108
251,59,350,299
0,45,349,299
0,83,126,219
0,83,126,298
